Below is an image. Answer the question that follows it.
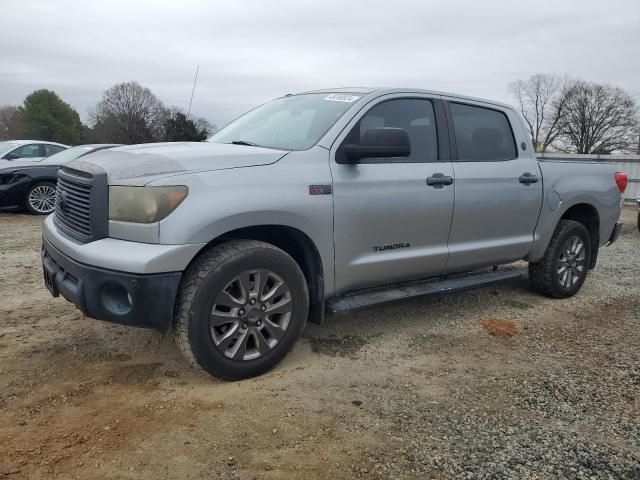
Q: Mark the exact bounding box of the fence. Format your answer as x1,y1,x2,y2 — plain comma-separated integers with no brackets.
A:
537,153,640,203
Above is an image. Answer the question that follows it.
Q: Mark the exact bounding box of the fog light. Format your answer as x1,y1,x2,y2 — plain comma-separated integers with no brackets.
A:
101,282,133,315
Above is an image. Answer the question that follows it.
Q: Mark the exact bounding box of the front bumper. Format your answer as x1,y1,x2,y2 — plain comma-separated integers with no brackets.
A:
42,215,204,274
0,180,28,209
42,234,182,330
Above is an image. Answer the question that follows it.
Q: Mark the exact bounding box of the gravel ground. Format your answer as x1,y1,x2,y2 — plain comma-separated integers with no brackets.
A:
0,208,638,479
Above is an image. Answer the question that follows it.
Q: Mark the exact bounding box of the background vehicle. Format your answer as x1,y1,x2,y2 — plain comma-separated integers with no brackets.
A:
0,140,69,164
41,88,626,380
0,144,118,214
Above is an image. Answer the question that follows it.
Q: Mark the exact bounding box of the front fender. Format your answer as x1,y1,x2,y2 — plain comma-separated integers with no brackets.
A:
154,148,335,293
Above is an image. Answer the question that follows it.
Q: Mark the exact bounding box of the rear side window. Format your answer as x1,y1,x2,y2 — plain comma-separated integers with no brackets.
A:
45,144,66,156
449,103,517,161
346,98,438,163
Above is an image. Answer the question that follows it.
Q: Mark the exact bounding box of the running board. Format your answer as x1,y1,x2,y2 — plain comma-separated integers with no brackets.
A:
328,268,525,314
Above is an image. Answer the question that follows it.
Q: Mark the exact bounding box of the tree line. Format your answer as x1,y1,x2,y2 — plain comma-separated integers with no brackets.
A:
509,74,638,154
0,81,215,145
1,76,637,154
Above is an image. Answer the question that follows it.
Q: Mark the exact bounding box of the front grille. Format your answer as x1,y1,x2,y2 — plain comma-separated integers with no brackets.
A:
54,165,108,243
55,176,92,237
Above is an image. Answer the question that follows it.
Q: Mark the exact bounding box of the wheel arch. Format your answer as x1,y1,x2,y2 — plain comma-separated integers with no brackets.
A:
27,177,58,190
185,224,326,324
559,203,600,269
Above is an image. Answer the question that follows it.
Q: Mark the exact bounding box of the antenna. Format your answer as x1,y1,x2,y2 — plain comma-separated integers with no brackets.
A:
187,64,200,119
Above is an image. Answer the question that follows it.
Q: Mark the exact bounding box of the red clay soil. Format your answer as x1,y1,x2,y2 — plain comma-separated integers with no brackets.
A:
481,319,519,337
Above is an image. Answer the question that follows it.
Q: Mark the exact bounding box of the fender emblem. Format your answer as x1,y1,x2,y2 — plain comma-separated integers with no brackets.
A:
373,242,411,252
309,184,332,195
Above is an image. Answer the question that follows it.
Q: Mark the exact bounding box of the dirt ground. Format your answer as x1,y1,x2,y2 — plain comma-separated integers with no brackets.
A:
1,208,638,479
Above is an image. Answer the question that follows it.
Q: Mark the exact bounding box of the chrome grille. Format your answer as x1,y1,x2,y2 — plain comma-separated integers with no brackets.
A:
55,176,92,238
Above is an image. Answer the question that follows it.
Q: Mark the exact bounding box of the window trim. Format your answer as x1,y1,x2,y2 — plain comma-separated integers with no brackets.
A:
336,96,450,164
444,100,519,162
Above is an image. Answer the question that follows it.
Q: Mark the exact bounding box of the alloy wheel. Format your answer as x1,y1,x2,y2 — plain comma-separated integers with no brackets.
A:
557,235,586,288
210,269,293,361
28,185,57,214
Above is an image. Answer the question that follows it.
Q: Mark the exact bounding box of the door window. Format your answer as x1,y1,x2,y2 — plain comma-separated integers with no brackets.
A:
44,144,66,156
346,98,438,163
449,103,517,161
7,144,41,159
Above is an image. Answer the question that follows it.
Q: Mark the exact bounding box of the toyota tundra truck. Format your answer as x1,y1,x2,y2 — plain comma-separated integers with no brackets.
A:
41,88,627,380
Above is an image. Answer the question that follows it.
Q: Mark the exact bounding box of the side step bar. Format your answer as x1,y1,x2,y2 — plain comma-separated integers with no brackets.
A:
328,268,525,314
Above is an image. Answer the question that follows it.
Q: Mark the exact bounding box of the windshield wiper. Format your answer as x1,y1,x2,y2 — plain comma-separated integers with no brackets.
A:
229,140,259,147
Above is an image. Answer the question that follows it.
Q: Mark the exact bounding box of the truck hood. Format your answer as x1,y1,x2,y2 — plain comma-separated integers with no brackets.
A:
68,142,289,185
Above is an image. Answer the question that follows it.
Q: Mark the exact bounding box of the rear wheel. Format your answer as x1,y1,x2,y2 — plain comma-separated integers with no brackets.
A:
173,240,309,380
529,219,591,299
25,181,57,215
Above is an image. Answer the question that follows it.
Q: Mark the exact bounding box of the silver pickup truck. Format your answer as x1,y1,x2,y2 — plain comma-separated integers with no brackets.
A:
41,88,627,380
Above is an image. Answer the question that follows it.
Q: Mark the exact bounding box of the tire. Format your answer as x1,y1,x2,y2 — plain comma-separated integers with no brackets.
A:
173,240,309,380
637,212,640,233
25,181,57,215
528,219,591,299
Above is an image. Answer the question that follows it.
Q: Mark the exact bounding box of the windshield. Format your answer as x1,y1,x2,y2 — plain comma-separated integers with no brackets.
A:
40,145,96,164
208,93,363,151
0,142,19,157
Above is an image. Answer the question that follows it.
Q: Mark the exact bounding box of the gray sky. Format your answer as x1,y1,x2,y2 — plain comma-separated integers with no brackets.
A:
2,0,639,128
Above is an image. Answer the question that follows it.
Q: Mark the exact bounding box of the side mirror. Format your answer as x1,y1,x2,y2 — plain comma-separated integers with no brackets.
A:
339,127,411,163
3,153,19,160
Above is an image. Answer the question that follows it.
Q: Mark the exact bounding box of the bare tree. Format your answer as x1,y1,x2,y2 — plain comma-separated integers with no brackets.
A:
0,105,24,140
557,82,638,154
193,116,217,136
508,74,570,152
90,81,168,144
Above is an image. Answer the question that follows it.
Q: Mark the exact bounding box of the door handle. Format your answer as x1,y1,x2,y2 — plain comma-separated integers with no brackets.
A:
519,172,539,185
426,173,454,188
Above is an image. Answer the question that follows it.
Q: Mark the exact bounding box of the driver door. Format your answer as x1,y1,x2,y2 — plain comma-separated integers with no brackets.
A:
330,95,455,294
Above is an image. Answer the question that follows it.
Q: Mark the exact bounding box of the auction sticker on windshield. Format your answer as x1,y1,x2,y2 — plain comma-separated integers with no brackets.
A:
324,94,360,102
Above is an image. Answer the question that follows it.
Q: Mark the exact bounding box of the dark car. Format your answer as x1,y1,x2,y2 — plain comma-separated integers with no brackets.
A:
0,144,119,215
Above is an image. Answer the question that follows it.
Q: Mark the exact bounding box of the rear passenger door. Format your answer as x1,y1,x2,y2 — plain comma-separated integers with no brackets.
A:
443,100,543,272
331,95,455,293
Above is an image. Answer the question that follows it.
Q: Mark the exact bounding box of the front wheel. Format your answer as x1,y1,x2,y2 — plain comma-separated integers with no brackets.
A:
529,219,591,299
25,181,57,215
173,240,309,380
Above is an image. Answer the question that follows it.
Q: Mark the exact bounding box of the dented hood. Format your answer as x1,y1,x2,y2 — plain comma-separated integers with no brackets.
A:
67,141,289,185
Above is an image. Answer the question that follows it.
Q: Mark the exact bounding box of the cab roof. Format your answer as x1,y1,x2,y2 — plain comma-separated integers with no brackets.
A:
293,87,514,111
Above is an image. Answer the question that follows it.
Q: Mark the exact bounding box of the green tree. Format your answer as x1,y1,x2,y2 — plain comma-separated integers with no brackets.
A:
164,110,213,142
22,89,84,144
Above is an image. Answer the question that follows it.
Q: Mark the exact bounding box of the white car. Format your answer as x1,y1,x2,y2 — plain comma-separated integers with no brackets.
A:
0,140,69,166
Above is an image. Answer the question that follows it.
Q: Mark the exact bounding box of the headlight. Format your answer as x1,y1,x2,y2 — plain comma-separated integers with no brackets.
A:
109,186,188,223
